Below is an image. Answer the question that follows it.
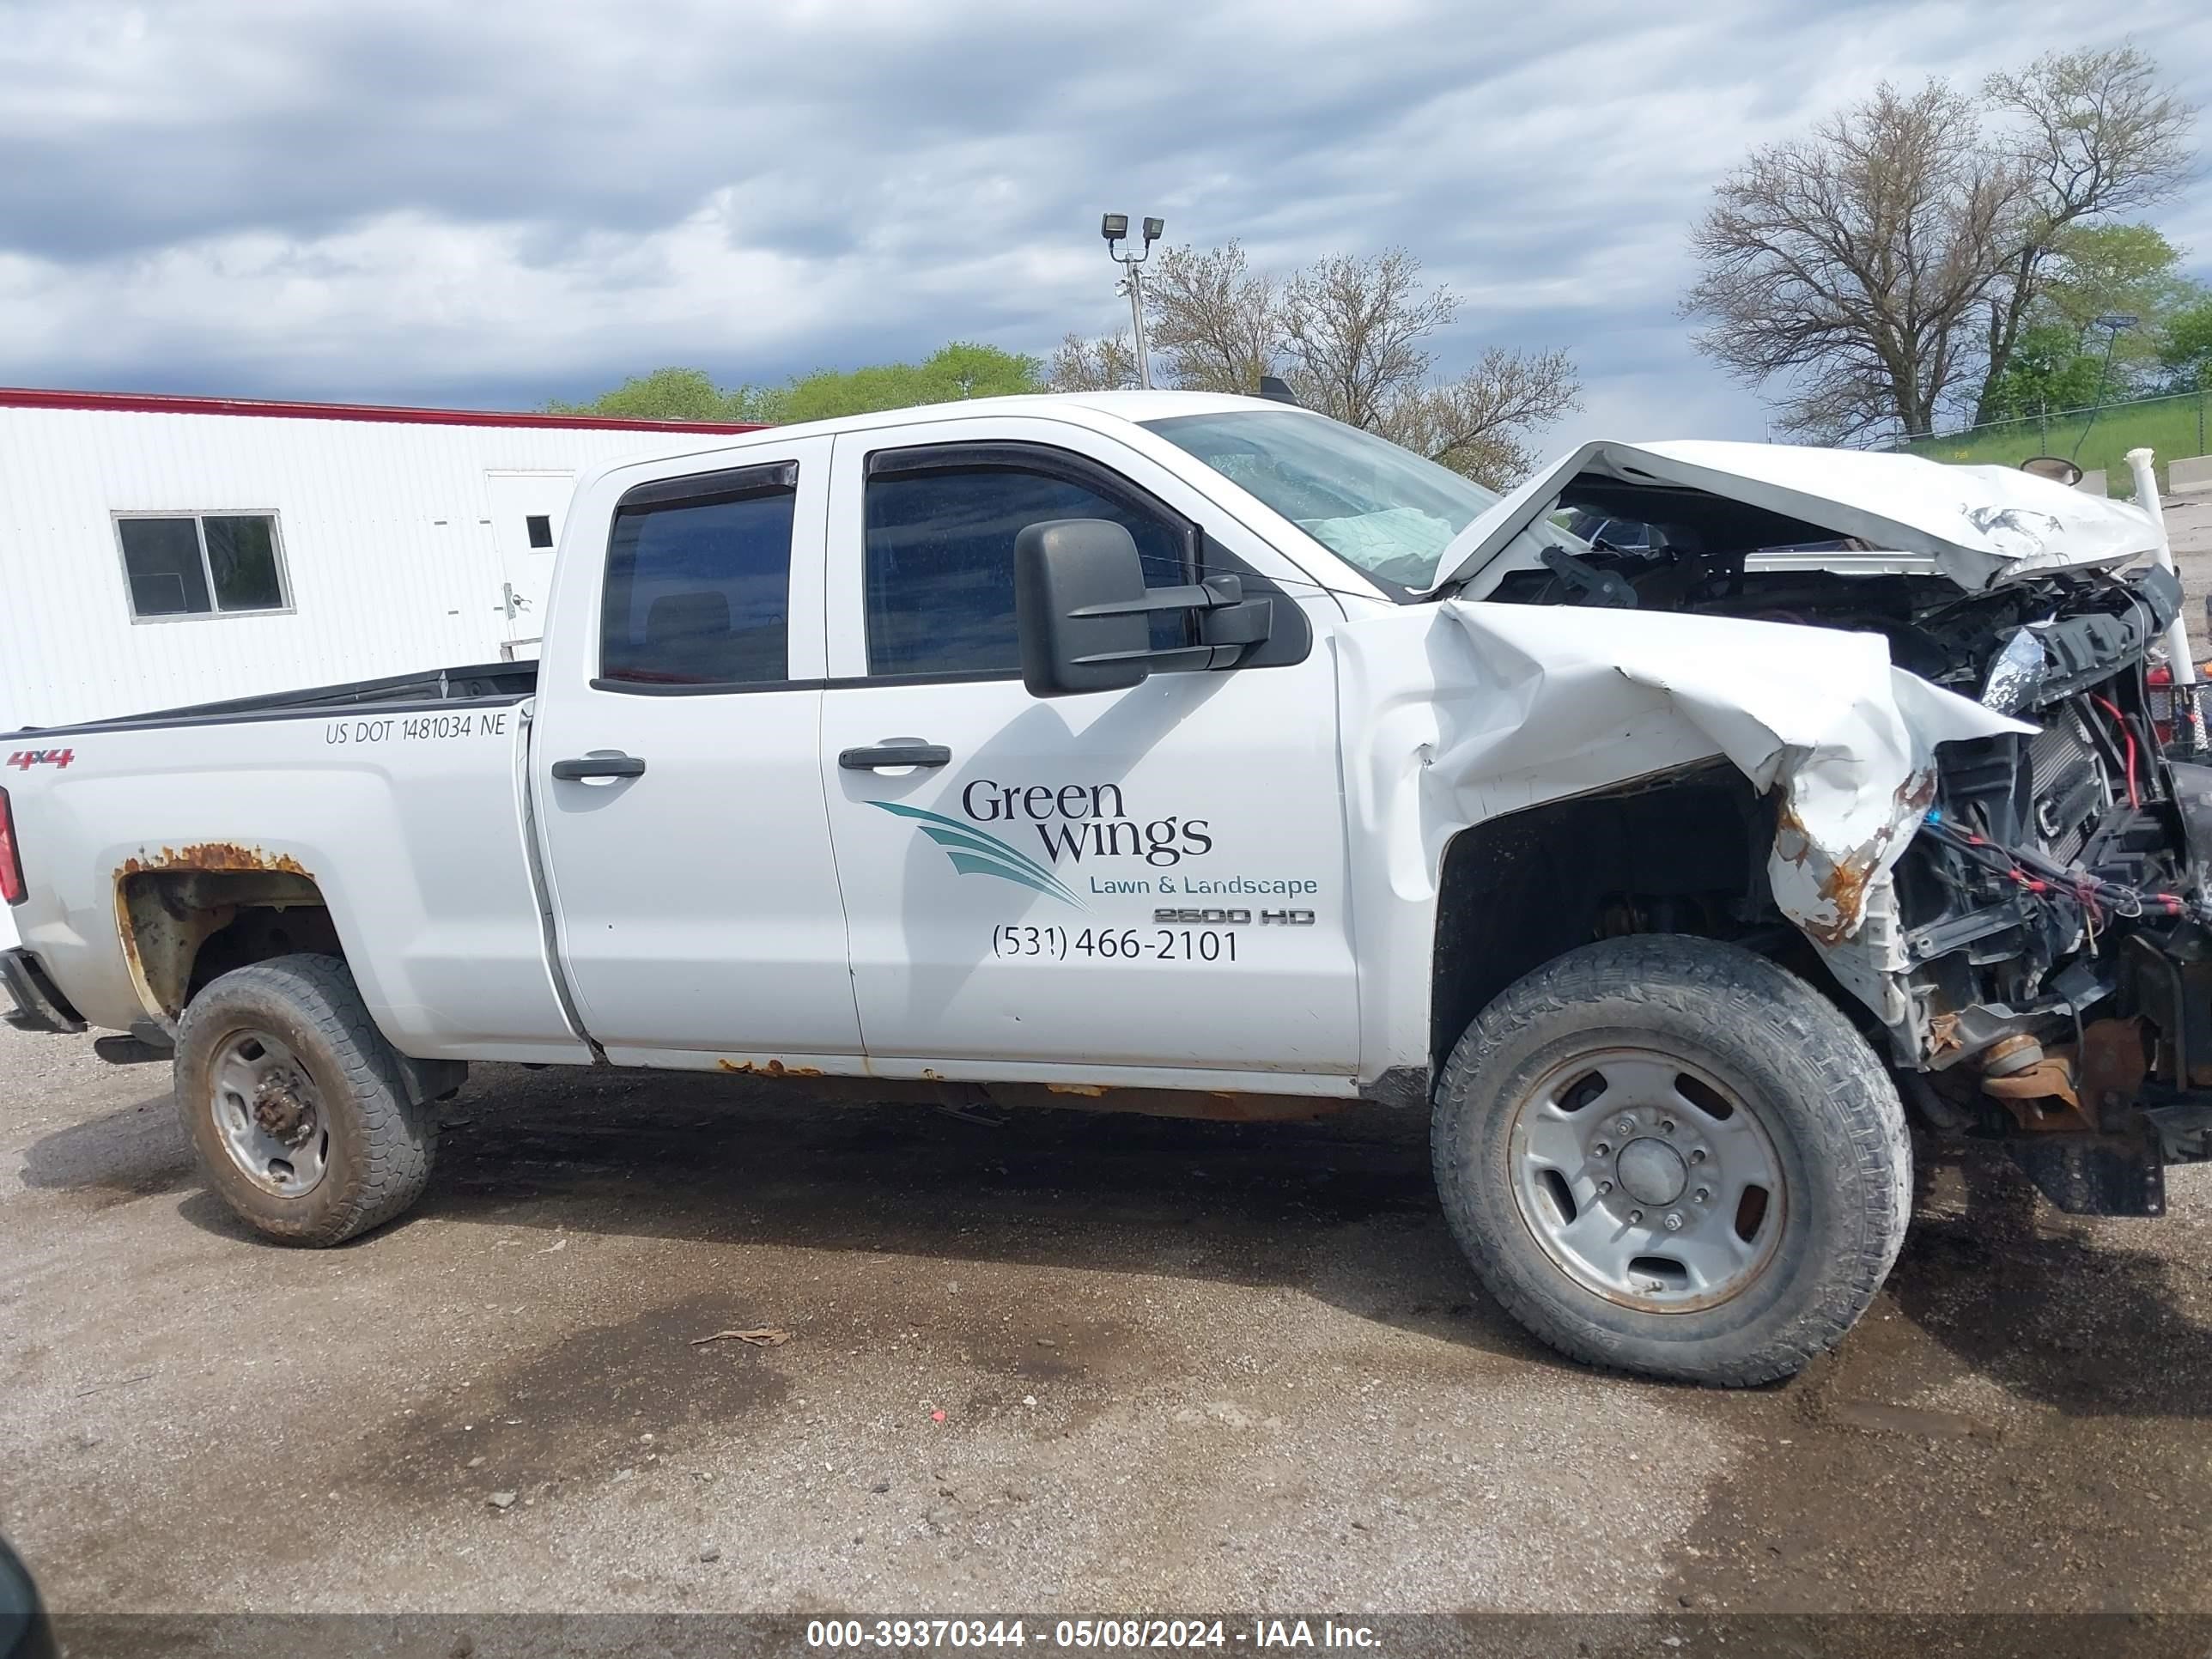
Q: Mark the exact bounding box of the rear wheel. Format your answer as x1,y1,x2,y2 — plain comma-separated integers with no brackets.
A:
1432,934,1909,1385
174,953,435,1246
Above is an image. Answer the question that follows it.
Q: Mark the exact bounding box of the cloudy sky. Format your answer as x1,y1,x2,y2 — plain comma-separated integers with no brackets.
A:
3,0,2209,447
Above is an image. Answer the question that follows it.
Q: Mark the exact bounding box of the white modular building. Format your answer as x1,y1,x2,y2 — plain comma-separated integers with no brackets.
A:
0,387,756,733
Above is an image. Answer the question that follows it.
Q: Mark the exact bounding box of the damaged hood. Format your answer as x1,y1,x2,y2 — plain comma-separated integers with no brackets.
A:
1335,601,2031,946
1427,439,2161,596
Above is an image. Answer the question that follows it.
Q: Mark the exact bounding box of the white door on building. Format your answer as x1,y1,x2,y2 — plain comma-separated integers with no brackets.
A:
484,471,577,657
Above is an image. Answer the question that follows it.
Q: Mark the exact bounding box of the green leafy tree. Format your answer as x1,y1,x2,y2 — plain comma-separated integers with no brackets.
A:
552,343,1044,426
2033,223,2198,351
1978,324,2118,419
1980,226,2205,416
1975,46,2197,421
778,343,1043,423
545,366,785,422
2158,300,2212,392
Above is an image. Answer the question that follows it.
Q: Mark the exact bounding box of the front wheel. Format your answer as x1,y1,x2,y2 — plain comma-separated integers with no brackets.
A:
1432,934,1909,1386
173,953,436,1246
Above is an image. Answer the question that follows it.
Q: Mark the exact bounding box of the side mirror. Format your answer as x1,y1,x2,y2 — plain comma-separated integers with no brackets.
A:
1014,519,1273,699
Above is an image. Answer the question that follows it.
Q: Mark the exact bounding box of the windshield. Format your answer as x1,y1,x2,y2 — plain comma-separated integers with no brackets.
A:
1141,409,1501,597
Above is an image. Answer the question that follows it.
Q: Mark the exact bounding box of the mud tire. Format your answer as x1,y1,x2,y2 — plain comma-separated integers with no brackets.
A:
1432,934,1910,1385
173,953,435,1246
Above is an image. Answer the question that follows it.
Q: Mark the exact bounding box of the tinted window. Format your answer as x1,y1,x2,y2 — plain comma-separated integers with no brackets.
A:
204,516,285,610
118,518,211,617
117,514,288,619
600,483,794,686
864,466,1188,678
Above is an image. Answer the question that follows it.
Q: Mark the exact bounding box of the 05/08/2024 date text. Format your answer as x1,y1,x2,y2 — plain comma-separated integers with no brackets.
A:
992,925,1238,963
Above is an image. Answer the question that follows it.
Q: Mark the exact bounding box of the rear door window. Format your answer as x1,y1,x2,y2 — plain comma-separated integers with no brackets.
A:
599,465,797,688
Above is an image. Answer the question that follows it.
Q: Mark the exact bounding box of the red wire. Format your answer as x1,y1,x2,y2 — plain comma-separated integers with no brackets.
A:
2092,694,2142,809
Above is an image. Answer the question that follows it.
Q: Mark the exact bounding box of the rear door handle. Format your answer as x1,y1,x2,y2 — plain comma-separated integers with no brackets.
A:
551,753,647,781
839,742,951,771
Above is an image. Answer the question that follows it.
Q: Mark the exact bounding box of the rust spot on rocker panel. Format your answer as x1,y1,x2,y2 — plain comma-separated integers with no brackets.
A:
716,1059,825,1078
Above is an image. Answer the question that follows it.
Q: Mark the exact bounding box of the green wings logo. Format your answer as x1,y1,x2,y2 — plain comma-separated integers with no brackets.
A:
869,800,1085,908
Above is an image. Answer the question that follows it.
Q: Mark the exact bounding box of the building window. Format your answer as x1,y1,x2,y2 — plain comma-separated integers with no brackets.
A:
116,514,290,621
526,514,555,549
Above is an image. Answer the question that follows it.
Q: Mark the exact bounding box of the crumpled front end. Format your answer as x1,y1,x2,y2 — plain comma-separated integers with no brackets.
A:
1338,600,2027,982
1334,410,2212,1218
1354,567,2191,1036
1343,547,2211,1215
1462,602,2034,949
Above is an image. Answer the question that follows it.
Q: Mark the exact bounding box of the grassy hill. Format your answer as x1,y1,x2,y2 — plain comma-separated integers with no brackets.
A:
1905,390,2210,497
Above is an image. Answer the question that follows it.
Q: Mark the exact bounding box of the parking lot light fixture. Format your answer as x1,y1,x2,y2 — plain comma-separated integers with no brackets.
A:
1099,212,1163,388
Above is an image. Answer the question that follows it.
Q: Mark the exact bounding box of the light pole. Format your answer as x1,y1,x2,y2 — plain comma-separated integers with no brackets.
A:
1101,214,1163,388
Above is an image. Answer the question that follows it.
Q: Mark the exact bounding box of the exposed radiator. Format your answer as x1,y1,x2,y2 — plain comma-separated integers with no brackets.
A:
2027,706,2107,866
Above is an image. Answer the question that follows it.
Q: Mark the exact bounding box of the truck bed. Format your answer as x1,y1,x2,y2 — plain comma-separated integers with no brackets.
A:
3,660,538,740
1,654,580,1062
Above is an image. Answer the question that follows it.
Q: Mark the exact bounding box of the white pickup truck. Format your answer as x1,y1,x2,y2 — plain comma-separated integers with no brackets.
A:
7,390,2208,1385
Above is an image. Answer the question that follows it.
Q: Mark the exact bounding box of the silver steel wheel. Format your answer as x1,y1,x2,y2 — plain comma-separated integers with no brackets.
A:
1507,1044,1786,1313
207,1028,330,1198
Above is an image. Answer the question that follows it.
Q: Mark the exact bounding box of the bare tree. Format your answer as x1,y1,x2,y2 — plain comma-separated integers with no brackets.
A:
1045,330,1140,392
1056,243,1578,485
1684,81,2025,441
1146,241,1284,393
1974,46,2197,419
1279,248,1458,428
1376,346,1584,489
1686,50,2197,442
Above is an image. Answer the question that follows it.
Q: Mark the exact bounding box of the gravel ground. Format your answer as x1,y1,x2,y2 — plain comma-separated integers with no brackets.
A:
8,1015,2212,1639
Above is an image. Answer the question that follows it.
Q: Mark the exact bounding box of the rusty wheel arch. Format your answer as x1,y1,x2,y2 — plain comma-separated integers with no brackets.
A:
113,844,337,1028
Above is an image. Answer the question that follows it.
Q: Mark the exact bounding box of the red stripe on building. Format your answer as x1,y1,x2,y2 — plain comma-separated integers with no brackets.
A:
0,386,765,434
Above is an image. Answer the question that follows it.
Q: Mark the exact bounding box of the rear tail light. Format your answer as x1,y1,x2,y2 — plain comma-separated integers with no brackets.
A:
0,787,24,905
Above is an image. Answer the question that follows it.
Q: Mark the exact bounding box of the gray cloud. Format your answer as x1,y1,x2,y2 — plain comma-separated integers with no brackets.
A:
1,0,2208,442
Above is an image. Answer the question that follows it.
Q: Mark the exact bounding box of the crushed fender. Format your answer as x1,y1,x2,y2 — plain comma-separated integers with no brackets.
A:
1336,601,2030,946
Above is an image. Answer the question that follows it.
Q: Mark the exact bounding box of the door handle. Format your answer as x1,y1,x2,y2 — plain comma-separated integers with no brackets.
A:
839,742,951,771
551,754,647,781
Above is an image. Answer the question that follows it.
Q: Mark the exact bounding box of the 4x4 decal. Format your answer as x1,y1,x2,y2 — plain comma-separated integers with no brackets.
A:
7,749,74,770
869,800,1085,908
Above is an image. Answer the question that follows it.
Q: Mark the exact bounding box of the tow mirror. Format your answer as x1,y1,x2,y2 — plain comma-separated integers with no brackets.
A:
2021,455,2085,486
1013,518,1273,699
